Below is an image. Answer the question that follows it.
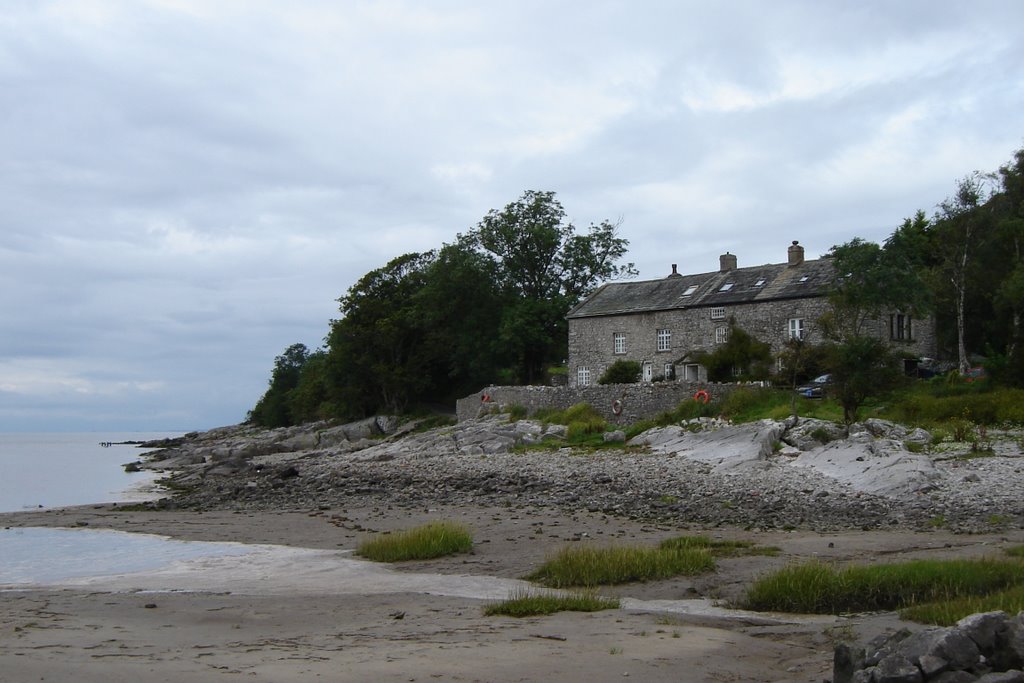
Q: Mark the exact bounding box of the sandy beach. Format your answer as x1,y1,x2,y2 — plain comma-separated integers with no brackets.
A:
3,502,1021,683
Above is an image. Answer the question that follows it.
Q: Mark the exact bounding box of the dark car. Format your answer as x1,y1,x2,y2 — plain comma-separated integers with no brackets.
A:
796,373,832,398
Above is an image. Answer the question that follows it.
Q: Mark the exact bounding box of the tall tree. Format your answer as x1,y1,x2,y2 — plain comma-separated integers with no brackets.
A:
468,190,636,382
249,342,310,427
933,173,995,373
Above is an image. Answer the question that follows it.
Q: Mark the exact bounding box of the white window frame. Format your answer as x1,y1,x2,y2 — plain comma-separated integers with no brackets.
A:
577,366,591,386
788,318,804,340
613,332,626,354
656,328,671,352
663,362,674,380
710,306,725,320
682,285,698,297
715,326,729,344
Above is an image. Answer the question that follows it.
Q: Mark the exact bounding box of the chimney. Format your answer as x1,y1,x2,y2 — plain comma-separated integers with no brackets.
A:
668,264,682,278
788,240,804,267
719,252,737,272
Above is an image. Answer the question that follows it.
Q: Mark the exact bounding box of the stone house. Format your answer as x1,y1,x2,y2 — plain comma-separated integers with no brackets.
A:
566,241,937,386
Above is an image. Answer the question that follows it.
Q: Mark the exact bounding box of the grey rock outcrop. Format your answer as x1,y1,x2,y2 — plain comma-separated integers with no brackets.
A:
838,612,1024,683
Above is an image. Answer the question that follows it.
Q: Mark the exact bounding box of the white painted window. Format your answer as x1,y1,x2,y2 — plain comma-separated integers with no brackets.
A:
754,278,766,287
710,306,725,320
889,313,912,341
613,332,626,354
715,326,729,344
664,363,674,380
719,282,734,292
657,328,671,352
683,364,700,381
577,366,591,386
682,284,698,297
788,318,804,340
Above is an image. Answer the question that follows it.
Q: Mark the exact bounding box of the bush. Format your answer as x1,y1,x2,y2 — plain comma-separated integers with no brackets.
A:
356,522,473,562
599,359,641,384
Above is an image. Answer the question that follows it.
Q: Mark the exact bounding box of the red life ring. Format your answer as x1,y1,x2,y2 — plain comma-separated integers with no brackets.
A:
693,390,710,403
481,394,491,403
612,399,623,415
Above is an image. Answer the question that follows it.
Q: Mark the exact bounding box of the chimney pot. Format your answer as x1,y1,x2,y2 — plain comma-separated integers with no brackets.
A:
668,263,681,278
788,240,805,267
719,252,737,272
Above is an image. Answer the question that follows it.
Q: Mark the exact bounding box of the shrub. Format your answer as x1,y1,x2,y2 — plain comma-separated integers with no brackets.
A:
506,404,528,421
599,360,641,384
356,522,473,562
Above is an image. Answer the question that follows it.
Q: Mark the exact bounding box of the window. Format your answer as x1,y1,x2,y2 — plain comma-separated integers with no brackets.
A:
683,363,700,381
890,313,913,341
682,284,698,297
664,363,674,380
754,278,766,287
719,282,734,292
613,332,626,354
788,318,804,340
798,275,809,283
577,366,591,386
715,326,729,344
710,306,725,320
657,328,671,352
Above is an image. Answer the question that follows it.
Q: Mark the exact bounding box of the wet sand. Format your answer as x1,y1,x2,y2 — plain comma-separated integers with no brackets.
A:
2,503,1021,682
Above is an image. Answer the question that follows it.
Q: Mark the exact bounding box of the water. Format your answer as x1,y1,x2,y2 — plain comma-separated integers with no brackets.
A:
0,432,265,586
0,527,256,584
0,432,179,513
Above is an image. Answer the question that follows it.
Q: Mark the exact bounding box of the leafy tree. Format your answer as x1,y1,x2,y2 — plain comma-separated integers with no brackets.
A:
696,323,772,382
598,359,641,384
823,336,901,424
325,252,437,417
249,343,310,427
468,190,636,382
932,173,996,373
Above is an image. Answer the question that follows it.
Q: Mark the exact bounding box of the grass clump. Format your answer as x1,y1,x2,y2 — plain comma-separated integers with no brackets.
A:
356,521,473,562
743,558,1024,615
1007,545,1024,558
527,544,714,587
483,588,619,617
659,535,780,557
900,585,1024,625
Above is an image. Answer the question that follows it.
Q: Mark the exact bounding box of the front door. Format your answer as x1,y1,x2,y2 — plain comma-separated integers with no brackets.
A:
642,361,653,383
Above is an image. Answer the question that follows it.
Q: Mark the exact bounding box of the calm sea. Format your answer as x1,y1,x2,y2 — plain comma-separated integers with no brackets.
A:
0,432,183,513
0,431,267,586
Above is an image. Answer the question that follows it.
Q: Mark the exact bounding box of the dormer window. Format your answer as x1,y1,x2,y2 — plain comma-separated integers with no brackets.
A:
719,283,734,292
682,284,698,297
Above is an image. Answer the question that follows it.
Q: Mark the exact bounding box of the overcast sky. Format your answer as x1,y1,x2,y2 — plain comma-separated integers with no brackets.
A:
1,1,1021,432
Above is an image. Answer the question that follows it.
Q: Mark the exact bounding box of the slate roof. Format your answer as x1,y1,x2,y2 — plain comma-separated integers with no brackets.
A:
567,257,835,319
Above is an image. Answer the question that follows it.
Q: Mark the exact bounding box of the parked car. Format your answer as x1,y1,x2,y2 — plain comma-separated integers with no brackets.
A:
796,373,832,398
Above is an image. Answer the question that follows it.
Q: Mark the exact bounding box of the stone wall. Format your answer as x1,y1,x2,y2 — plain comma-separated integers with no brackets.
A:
455,381,744,425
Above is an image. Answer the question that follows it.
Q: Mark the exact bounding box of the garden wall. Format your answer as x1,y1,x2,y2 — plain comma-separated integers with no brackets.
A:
455,381,745,426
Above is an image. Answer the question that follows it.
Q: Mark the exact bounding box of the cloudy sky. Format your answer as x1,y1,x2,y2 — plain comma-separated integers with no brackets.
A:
1,1,1021,432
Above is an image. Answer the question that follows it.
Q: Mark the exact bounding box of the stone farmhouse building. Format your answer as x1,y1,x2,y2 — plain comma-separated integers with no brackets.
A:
566,241,938,387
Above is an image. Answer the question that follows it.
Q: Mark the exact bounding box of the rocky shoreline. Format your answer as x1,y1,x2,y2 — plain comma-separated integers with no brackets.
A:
133,414,1024,534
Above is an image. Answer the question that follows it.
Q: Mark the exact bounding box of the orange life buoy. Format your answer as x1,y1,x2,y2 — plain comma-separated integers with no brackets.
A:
612,399,623,415
693,390,710,403
481,394,491,403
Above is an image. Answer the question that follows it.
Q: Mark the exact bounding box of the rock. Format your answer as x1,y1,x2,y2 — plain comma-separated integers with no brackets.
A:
603,430,626,443
957,612,1009,652
835,643,867,683
974,673,1024,683
875,653,923,682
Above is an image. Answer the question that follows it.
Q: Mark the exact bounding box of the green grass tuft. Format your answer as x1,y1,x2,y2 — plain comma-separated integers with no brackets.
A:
356,521,473,562
743,558,1024,615
900,585,1024,625
483,588,620,617
1007,545,1024,558
526,544,715,587
658,535,780,557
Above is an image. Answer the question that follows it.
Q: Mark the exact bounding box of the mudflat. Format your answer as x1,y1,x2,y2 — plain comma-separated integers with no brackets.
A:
3,503,1021,683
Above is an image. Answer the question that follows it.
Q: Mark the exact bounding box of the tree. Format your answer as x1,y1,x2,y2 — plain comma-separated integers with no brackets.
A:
933,173,995,373
824,336,901,424
695,323,772,382
249,343,310,427
468,190,636,382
